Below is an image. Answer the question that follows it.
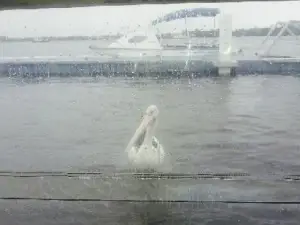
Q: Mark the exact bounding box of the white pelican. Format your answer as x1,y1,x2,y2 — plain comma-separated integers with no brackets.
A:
125,105,165,169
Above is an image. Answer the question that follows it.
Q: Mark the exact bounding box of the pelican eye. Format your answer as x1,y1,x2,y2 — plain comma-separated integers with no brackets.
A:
148,110,155,116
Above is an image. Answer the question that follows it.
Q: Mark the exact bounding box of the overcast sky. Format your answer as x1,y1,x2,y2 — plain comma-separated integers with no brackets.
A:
0,1,300,37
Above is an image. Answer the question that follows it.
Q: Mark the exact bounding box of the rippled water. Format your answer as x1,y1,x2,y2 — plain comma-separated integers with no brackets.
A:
0,75,300,174
1,75,300,224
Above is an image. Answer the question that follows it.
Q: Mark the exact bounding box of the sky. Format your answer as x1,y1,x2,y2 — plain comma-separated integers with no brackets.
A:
0,1,300,37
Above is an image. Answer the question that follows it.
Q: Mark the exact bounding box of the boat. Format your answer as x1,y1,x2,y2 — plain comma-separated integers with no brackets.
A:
88,7,221,60
32,37,50,43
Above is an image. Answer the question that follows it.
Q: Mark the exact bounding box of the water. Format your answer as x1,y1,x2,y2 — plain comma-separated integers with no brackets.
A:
1,36,300,58
1,37,300,223
0,75,300,224
0,75,299,174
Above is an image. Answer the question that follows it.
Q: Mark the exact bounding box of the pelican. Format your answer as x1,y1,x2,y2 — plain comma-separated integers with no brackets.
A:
125,105,165,169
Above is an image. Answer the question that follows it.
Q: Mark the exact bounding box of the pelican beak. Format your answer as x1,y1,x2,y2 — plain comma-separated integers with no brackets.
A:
138,113,148,129
141,114,155,131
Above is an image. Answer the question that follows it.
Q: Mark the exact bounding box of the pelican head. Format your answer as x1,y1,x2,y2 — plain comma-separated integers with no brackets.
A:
141,105,159,129
126,105,165,168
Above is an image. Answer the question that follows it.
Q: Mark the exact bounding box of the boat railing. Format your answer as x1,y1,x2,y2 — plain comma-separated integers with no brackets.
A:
258,20,300,57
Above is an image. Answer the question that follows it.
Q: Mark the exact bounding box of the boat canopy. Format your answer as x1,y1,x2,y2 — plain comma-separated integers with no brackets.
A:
152,7,220,26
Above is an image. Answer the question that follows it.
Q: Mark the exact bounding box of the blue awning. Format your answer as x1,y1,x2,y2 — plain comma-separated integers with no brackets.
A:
152,8,220,26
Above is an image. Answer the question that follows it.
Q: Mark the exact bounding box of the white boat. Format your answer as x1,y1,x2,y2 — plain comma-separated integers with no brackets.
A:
89,28,163,59
89,7,221,60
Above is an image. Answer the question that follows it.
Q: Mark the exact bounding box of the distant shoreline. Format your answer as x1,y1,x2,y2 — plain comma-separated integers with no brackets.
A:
1,25,299,42
0,35,121,42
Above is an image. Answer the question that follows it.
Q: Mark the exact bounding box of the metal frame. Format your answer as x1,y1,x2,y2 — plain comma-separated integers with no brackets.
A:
259,20,300,57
